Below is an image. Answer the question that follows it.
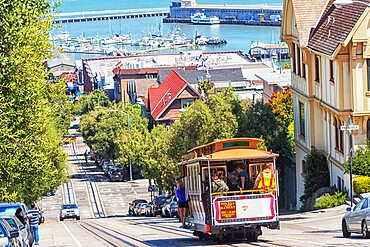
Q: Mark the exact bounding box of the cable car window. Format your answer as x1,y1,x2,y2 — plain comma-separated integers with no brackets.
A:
223,141,249,148
187,164,200,193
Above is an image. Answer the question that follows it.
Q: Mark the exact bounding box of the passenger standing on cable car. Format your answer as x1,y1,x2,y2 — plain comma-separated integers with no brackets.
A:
235,163,251,190
175,179,189,228
253,163,275,192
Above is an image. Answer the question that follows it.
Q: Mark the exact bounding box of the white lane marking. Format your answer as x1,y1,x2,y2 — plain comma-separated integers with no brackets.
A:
269,235,326,246
61,221,83,247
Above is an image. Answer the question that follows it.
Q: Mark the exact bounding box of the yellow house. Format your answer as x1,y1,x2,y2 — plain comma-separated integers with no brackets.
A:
281,0,370,208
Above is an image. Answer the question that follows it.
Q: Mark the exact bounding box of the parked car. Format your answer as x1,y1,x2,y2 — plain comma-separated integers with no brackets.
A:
152,195,169,217
0,218,19,247
145,202,154,217
109,170,124,182
102,162,115,173
98,158,110,169
59,204,80,221
342,196,370,238
128,199,147,215
2,216,30,247
0,203,28,220
137,203,148,216
104,164,119,176
162,195,178,218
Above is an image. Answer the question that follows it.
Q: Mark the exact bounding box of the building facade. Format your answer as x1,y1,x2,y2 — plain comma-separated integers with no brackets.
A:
281,0,370,207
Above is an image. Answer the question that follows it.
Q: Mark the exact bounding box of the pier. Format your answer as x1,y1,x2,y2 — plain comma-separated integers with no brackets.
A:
54,11,170,24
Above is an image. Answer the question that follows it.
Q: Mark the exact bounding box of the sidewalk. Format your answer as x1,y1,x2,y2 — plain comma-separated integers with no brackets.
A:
278,204,348,221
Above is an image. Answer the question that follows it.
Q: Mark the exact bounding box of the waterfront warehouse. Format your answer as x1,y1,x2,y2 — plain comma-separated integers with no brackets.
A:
164,0,283,25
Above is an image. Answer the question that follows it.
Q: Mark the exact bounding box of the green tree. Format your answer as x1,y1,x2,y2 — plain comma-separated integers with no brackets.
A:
0,0,68,203
345,145,370,176
74,90,111,116
301,148,330,202
197,78,215,97
241,101,279,147
269,86,293,129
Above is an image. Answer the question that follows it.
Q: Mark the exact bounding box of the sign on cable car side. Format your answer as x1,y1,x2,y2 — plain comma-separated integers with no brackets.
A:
340,125,359,131
213,194,276,225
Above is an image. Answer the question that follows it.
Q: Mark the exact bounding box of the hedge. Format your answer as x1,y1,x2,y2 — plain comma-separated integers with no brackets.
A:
353,176,370,195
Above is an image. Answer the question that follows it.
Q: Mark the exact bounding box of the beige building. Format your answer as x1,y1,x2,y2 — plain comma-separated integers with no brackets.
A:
281,0,370,207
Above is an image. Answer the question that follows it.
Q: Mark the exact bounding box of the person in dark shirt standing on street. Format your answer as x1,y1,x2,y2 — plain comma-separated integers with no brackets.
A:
28,202,40,245
15,208,26,225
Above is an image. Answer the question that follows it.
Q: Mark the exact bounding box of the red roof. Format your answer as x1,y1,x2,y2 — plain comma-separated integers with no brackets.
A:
149,70,192,120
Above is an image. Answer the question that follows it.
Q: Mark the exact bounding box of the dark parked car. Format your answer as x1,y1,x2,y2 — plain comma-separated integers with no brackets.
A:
162,195,178,218
128,199,147,215
109,170,124,182
342,196,370,238
153,195,169,217
0,218,19,247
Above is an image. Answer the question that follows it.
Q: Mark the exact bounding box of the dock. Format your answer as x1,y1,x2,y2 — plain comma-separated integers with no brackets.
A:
54,11,170,24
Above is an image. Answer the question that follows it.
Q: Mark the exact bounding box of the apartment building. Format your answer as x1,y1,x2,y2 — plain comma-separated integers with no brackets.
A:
281,0,370,207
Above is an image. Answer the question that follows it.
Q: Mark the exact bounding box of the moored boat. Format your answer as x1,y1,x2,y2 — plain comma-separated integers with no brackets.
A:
190,12,220,25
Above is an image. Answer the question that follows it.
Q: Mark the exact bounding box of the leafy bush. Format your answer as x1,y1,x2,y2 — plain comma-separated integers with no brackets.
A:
344,145,370,176
314,191,347,209
353,176,370,195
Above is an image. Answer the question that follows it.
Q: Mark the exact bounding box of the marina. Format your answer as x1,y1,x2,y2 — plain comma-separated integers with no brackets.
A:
51,27,228,56
50,0,283,58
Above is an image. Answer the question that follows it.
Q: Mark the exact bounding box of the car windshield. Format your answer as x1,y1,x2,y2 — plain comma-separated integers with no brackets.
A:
134,200,147,204
5,219,16,229
0,206,18,218
62,204,78,209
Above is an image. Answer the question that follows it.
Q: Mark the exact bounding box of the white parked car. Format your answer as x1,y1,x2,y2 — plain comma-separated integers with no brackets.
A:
59,204,80,221
342,196,370,239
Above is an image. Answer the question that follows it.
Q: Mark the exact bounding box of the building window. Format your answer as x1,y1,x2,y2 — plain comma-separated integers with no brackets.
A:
299,101,305,137
334,118,344,152
329,60,334,82
367,59,370,91
337,176,344,191
291,45,296,74
301,53,306,79
181,99,194,109
301,160,306,176
315,56,320,82
296,46,301,76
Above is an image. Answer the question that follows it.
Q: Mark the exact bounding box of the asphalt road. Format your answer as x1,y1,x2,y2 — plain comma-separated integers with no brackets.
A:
35,123,369,246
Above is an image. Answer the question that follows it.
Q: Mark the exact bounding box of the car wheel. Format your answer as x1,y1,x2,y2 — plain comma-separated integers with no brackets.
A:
362,221,370,239
60,217,64,221
342,219,351,238
77,216,80,220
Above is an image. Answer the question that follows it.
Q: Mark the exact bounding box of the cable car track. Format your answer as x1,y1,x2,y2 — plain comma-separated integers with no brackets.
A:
78,221,151,247
70,142,106,219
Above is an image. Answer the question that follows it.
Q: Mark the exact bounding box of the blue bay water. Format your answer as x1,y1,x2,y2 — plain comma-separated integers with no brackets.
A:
50,0,283,56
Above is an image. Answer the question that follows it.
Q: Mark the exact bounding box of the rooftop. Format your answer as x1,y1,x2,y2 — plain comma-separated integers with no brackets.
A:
83,50,255,90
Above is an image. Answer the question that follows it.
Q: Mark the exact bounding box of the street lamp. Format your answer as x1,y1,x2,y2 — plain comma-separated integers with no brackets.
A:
333,0,370,8
110,110,132,181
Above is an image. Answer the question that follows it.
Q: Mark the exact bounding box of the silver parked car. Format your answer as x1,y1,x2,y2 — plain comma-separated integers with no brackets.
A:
342,197,370,239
